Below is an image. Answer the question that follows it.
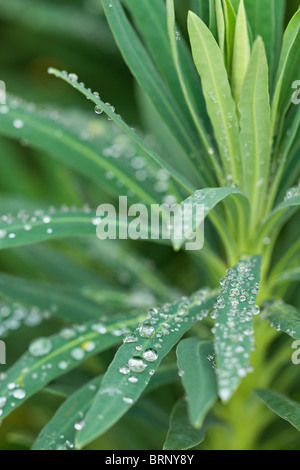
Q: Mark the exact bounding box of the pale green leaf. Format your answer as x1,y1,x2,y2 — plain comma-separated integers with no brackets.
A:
163,399,213,450
0,311,145,419
188,11,241,183
263,301,300,340
176,339,217,428
75,289,217,448
255,389,300,432
231,0,251,104
239,37,271,224
214,255,262,401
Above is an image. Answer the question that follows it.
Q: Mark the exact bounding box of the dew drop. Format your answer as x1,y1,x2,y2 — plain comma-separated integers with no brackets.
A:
123,333,138,344
119,364,130,375
122,397,133,404
13,119,24,129
138,323,155,338
128,356,147,373
12,389,26,400
29,337,52,357
142,348,158,362
94,105,103,115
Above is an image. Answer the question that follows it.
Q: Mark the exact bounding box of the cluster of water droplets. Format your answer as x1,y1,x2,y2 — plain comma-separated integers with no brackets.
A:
47,70,179,202
92,289,213,409
0,314,144,417
212,257,261,401
262,300,298,338
284,182,300,201
0,205,104,243
0,302,52,337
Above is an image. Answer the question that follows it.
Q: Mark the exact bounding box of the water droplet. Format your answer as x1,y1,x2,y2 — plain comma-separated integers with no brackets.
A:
142,348,158,362
0,397,7,408
74,421,85,431
122,397,133,404
94,105,103,115
13,119,24,129
12,389,26,400
71,348,85,360
0,230,7,239
128,356,147,373
138,323,155,338
119,364,130,375
128,376,138,383
29,337,52,357
68,73,78,82
123,333,138,344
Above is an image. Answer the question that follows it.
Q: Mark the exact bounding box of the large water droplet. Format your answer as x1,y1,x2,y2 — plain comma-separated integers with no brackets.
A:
29,337,52,357
138,323,155,338
128,356,147,373
142,348,158,362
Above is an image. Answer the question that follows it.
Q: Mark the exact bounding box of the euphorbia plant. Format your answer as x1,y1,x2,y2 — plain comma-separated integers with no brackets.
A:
0,0,299,450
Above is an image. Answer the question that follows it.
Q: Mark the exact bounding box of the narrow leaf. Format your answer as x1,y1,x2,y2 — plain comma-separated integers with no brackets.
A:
239,37,271,222
163,399,212,450
176,339,217,428
171,187,249,251
188,11,241,183
271,10,300,134
214,255,262,401
0,312,145,419
255,389,300,432
263,301,300,340
48,68,195,194
231,0,251,104
75,289,217,448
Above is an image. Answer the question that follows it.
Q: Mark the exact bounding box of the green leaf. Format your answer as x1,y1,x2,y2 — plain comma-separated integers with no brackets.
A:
0,203,173,252
0,300,49,337
231,0,251,104
101,0,202,173
263,301,300,340
190,0,210,25
188,11,241,183
0,98,170,205
239,37,271,224
0,272,142,324
271,10,300,134
33,363,178,450
163,399,212,450
171,187,249,251
270,267,300,287
244,0,286,92
48,68,195,195
0,0,115,51
255,186,300,250
176,339,218,428
216,0,225,57
166,0,219,185
124,0,207,134
33,375,103,450
0,272,103,323
214,255,262,401
209,0,218,39
255,389,300,432
0,311,145,419
0,207,101,250
75,288,217,448
222,0,237,71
